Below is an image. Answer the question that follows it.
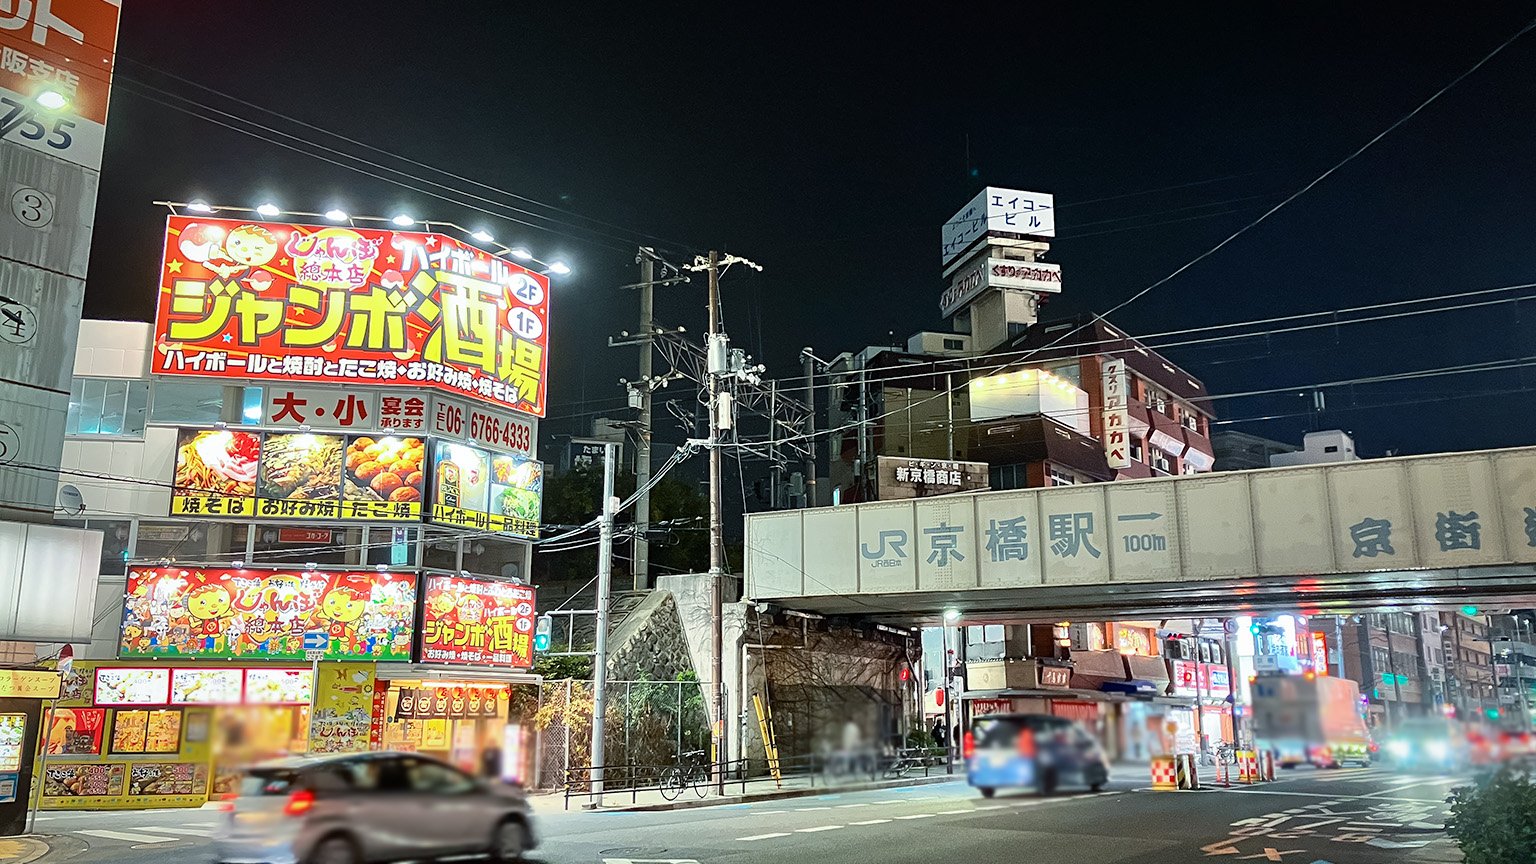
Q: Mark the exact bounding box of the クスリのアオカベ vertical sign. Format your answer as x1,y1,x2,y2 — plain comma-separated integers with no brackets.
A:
151,217,551,417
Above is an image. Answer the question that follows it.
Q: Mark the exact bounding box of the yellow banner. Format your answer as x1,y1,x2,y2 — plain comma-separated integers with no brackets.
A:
0,669,60,699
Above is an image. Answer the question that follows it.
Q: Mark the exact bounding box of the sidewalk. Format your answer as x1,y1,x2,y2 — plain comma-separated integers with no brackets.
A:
0,836,54,864
538,767,963,813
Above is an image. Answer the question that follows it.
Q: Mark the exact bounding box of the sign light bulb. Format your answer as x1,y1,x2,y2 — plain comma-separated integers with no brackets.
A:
509,247,533,261
391,214,415,227
548,261,571,275
324,208,349,222
187,200,214,214
35,90,67,110
471,229,494,242
256,203,280,217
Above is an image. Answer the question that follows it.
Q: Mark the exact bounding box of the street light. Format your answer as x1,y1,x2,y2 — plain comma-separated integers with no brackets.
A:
943,608,962,624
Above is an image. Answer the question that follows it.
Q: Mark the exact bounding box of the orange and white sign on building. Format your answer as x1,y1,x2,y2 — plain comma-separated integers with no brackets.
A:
0,0,121,169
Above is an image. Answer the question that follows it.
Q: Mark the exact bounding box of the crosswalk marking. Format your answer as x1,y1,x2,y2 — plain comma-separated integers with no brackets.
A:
76,829,181,844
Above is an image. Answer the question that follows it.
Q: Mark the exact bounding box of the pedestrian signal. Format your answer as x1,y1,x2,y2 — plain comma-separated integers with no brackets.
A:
534,614,552,652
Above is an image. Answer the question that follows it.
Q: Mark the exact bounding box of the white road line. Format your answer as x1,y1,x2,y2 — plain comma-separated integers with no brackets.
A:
796,806,833,811
894,813,936,820
144,827,216,836
795,825,843,833
834,803,869,808
937,808,972,814
870,799,905,804
849,818,892,825
1225,789,1456,803
737,832,791,841
76,829,181,844
752,810,786,815
974,805,1005,811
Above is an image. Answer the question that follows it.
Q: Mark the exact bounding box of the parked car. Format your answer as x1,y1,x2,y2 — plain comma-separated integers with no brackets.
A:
964,713,1109,798
214,751,535,864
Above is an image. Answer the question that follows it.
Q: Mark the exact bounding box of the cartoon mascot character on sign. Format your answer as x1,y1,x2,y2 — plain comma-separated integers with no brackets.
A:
185,571,235,653
318,573,371,654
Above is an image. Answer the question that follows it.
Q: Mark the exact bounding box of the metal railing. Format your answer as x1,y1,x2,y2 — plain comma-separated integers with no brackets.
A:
561,746,952,809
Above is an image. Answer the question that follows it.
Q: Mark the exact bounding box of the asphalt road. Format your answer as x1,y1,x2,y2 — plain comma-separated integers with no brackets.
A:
32,765,1467,864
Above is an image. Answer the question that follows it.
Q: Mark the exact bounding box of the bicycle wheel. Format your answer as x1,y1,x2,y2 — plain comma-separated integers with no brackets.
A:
659,766,685,801
690,766,711,798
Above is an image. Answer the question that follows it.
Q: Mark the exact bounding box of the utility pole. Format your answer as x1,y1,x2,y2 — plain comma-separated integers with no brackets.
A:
588,441,618,804
633,250,655,590
801,348,818,508
706,250,727,795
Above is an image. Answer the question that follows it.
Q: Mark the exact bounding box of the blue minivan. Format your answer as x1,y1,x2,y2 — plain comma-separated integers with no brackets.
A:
965,713,1110,798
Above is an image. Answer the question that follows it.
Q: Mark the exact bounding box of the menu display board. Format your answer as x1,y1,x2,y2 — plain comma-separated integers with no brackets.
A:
170,428,260,517
43,764,125,799
420,575,537,668
244,669,312,705
145,710,183,752
119,567,419,661
0,715,23,771
429,441,542,537
46,708,108,756
95,668,171,706
127,762,206,797
170,668,243,705
170,429,426,523
110,711,147,753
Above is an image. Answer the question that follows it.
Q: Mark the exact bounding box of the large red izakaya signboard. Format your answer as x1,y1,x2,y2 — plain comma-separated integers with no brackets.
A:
152,216,551,416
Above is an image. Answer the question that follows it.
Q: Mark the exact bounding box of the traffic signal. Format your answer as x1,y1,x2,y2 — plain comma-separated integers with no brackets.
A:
899,667,911,682
1462,605,1480,617
533,615,552,652
1486,707,1501,720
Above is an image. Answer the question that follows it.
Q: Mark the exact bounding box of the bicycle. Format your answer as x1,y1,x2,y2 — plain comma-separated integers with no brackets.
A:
659,750,711,801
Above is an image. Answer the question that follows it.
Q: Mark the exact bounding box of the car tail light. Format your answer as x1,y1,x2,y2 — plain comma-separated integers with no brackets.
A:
284,789,315,817
215,800,234,813
1017,730,1036,758
962,732,975,759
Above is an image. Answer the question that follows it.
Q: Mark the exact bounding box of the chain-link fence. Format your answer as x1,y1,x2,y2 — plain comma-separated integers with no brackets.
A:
530,676,709,790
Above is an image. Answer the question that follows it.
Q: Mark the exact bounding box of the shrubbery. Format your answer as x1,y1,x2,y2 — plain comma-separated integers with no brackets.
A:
1446,765,1536,864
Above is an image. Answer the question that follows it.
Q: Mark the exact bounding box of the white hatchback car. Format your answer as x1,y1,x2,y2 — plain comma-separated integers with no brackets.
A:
214,752,535,864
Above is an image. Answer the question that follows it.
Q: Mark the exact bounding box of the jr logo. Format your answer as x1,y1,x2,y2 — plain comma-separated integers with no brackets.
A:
861,529,909,567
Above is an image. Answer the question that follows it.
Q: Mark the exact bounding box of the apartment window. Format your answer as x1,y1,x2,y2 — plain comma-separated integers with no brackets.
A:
989,464,1026,491
1148,389,1169,415
942,338,964,351
67,378,150,437
1048,467,1076,487
149,380,264,426
1181,412,1199,432
1372,647,1391,675
1151,450,1171,473
1129,439,1144,463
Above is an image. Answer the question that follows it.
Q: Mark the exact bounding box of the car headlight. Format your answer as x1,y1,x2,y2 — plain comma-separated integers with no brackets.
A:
1427,741,1449,760
1388,740,1410,757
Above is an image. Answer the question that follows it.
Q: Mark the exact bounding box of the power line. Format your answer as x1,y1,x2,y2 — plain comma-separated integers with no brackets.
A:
119,60,701,256
738,14,1536,453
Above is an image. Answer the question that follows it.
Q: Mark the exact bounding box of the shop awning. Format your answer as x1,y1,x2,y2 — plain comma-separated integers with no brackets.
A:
1070,649,1129,692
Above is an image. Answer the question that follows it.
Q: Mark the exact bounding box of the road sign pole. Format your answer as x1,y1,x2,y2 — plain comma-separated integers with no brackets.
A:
302,631,327,753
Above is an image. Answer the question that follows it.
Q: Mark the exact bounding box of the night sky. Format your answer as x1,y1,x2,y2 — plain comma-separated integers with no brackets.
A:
87,3,1536,462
